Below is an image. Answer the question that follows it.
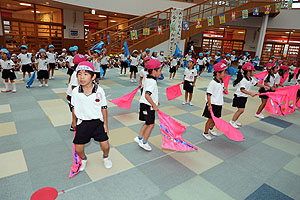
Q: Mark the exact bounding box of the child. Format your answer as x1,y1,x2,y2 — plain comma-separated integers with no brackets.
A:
100,48,109,78
120,47,128,76
1,48,17,93
202,62,228,141
169,56,177,79
66,46,77,82
18,45,33,81
238,54,244,70
151,50,158,59
71,61,112,170
255,63,279,119
230,63,269,128
288,60,297,82
91,49,101,84
129,50,139,82
225,53,231,67
145,48,151,57
47,45,56,80
182,58,197,106
197,53,205,77
185,50,192,61
57,55,66,69
135,59,162,151
35,49,50,87
139,56,150,94
278,65,289,87
204,51,211,71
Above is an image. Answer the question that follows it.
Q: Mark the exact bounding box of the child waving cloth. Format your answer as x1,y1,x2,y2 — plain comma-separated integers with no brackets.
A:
230,62,269,128
202,62,227,141
135,59,162,151
182,58,197,106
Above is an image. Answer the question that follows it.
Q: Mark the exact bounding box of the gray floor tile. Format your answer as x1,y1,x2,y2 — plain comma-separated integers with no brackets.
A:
261,116,293,128
173,113,206,125
245,184,294,200
277,124,300,145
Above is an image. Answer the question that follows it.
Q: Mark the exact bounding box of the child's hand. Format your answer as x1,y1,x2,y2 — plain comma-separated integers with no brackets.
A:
192,83,195,87
72,121,77,129
104,124,109,134
250,93,256,97
264,86,270,90
138,83,142,88
208,104,212,111
153,104,158,111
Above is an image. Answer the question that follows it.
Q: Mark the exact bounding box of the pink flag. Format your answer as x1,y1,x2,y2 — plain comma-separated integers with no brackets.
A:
166,83,183,101
261,85,300,116
294,68,300,79
109,87,139,110
210,110,245,141
223,75,231,95
69,129,81,178
158,110,198,151
280,73,289,85
254,71,268,84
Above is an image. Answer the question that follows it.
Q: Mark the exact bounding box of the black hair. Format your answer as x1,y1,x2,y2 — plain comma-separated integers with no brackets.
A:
233,70,250,87
77,70,95,77
36,52,48,59
278,68,285,78
147,67,160,74
265,70,274,83
297,69,300,79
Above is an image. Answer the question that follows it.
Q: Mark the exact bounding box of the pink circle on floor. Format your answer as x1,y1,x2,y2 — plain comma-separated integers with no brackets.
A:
31,187,58,200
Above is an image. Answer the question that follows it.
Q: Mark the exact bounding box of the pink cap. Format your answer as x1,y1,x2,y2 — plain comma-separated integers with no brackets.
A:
144,56,151,62
76,61,95,72
280,65,288,71
292,60,297,63
188,58,197,64
146,59,162,70
73,54,87,65
282,59,287,62
220,59,227,64
242,62,255,71
266,62,275,70
213,62,227,72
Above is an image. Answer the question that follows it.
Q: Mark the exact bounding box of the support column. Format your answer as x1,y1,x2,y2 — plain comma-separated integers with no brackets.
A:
256,14,269,60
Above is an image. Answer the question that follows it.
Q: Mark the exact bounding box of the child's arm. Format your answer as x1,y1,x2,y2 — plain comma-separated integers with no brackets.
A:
87,49,92,57
47,64,50,71
71,108,77,129
193,76,197,87
101,108,108,133
240,88,256,97
256,83,270,90
145,93,158,111
207,94,212,111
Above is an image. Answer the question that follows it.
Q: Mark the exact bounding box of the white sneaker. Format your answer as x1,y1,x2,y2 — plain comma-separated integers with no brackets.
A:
295,105,299,110
45,84,48,87
130,79,133,82
202,133,212,141
79,159,87,171
134,136,142,143
103,157,112,169
134,79,137,83
182,101,187,105
169,77,172,80
189,102,193,106
255,113,264,119
229,120,240,129
49,77,52,80
39,84,43,87
20,78,24,81
120,73,122,76
138,141,152,151
12,90,16,93
208,129,218,136
172,77,175,80
51,76,55,80
236,121,242,126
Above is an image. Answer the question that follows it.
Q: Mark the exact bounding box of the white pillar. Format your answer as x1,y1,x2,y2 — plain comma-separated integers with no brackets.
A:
255,14,269,59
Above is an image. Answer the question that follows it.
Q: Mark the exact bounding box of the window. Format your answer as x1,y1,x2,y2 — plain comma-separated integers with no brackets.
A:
36,5,62,23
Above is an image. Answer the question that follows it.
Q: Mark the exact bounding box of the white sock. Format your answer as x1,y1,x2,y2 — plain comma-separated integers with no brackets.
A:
12,83,16,91
4,83,9,90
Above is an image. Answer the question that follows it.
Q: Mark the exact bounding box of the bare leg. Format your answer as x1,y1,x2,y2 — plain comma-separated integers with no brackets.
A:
232,108,244,121
188,93,193,102
100,141,110,157
134,72,136,79
28,72,31,78
75,144,86,159
45,79,48,84
142,124,155,142
185,91,188,102
256,98,267,114
139,123,147,138
204,118,214,133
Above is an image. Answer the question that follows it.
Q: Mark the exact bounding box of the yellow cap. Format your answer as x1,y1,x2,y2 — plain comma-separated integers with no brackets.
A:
109,54,113,57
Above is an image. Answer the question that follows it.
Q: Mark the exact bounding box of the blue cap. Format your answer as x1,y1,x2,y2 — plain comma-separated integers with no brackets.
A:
188,50,192,53
94,49,101,55
199,53,203,57
152,50,157,53
69,47,75,52
271,56,275,58
218,52,221,55
20,45,28,49
205,51,210,55
73,46,78,50
39,49,46,53
48,44,55,49
160,49,164,52
245,52,249,55
0,48,9,54
146,48,150,52
226,53,230,57
232,51,235,53
133,49,138,54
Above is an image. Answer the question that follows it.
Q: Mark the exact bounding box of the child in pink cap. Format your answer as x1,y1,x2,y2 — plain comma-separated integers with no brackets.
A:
182,58,198,106
202,62,227,141
71,61,112,170
139,56,150,94
135,59,162,151
230,63,269,128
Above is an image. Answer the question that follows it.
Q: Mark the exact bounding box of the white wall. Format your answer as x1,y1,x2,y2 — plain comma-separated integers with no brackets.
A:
54,0,193,16
243,27,260,52
63,9,84,39
151,39,186,56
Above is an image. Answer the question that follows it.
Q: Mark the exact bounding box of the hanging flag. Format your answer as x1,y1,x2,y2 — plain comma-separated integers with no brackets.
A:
275,3,281,12
123,41,130,57
265,5,271,14
157,25,163,34
253,8,259,15
287,0,293,10
195,18,202,28
219,14,226,24
210,110,245,141
183,21,189,30
280,73,289,85
109,87,140,110
90,41,104,51
208,16,214,26
158,110,198,151
69,130,82,178
242,10,248,19
254,70,268,84
130,30,138,40
166,83,183,101
143,28,150,36
170,23,176,32
107,32,110,44
223,75,231,95
173,45,181,57
231,12,236,21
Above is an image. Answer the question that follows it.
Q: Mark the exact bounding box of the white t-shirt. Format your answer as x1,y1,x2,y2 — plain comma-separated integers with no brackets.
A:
235,77,258,97
238,59,244,66
0,59,15,70
66,72,79,96
139,69,148,88
197,58,205,66
18,53,32,65
205,78,224,106
184,68,197,82
274,73,281,85
93,58,101,72
289,65,296,74
225,58,231,66
100,56,109,65
130,56,139,66
157,55,166,63
140,76,158,107
120,54,127,62
47,52,56,63
66,56,74,67
71,84,107,122
231,55,236,62
36,58,49,71
185,54,192,61
170,58,177,67
264,73,280,87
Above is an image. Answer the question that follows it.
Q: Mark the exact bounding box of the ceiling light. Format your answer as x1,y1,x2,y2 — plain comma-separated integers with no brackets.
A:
84,24,89,27
114,14,117,16
45,2,49,4
32,10,40,13
219,28,224,29
98,15,106,18
110,20,117,22
20,3,32,6
238,31,244,34
285,32,290,34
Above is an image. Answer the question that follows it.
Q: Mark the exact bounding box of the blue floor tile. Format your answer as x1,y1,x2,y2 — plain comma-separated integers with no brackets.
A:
261,116,293,128
245,184,294,200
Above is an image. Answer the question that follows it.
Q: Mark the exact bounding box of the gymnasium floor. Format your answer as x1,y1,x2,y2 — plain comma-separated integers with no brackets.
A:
0,67,300,200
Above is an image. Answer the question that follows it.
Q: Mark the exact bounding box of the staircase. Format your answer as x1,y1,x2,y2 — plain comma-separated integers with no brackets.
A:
86,0,284,55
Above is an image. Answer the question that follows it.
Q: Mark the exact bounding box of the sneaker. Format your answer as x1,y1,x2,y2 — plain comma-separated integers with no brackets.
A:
138,141,152,151
45,84,48,87
169,77,172,80
172,77,175,80
49,77,52,80
235,121,242,126
103,157,112,169
202,133,212,141
1,89,11,93
130,79,133,83
208,129,218,136
120,73,122,76
20,78,24,81
134,136,142,143
51,76,55,80
182,101,187,105
39,84,43,87
134,79,137,83
79,159,87,171
255,113,264,119
12,90,16,93
229,120,239,129
189,102,193,106
295,105,299,110
70,126,74,131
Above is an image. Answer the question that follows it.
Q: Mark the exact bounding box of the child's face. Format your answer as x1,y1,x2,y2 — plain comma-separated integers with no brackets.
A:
1,53,8,59
40,52,46,57
49,47,54,52
21,49,27,53
153,52,157,57
153,67,162,78
273,66,279,74
133,53,137,57
77,70,95,86
249,70,255,76
187,61,194,68
217,70,227,79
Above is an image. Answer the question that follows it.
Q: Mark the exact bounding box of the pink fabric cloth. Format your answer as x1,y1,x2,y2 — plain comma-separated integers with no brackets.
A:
69,129,81,178
210,110,245,141
280,73,289,85
254,71,268,84
109,87,140,110
261,85,300,116
158,110,198,151
223,75,231,95
166,83,183,101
